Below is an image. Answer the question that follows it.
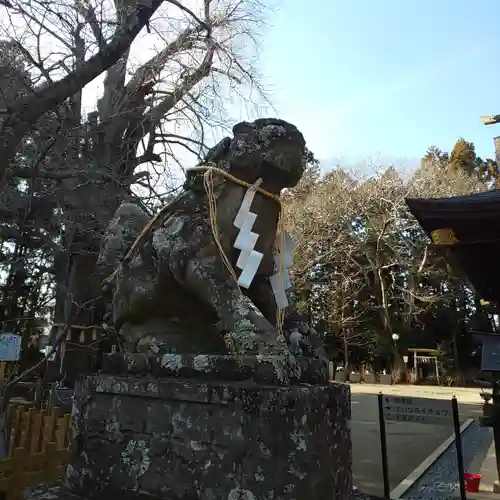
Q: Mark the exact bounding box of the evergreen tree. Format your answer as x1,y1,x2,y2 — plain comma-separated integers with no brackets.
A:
422,146,449,167
450,138,477,174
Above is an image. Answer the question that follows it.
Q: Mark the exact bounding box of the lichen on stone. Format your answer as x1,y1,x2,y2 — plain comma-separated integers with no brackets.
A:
193,354,211,372
290,429,307,451
98,118,329,385
228,488,256,500
160,353,182,371
120,439,151,479
65,374,352,499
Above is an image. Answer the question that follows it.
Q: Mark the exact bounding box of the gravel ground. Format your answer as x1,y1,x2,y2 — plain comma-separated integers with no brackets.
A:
402,420,493,500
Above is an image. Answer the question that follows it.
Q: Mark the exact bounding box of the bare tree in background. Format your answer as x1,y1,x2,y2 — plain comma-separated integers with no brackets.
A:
285,161,485,369
286,169,372,365
0,0,269,364
324,258,370,371
357,164,483,338
0,0,167,166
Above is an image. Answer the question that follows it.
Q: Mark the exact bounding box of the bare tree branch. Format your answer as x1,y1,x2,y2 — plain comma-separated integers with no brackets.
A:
0,0,166,172
74,2,104,48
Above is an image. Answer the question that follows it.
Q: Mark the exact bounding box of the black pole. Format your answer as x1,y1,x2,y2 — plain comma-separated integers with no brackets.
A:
378,393,390,497
452,396,467,500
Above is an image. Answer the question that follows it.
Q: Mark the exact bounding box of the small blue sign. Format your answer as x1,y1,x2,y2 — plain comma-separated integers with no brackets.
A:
0,333,21,361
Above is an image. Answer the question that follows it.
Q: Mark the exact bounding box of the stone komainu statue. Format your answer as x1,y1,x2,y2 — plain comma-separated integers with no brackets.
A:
98,118,327,383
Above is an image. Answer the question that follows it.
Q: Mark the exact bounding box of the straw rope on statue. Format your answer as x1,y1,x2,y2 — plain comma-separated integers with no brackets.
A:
104,163,295,334
190,165,295,335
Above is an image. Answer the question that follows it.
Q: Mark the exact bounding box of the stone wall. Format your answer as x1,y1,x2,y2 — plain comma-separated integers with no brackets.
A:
65,374,352,500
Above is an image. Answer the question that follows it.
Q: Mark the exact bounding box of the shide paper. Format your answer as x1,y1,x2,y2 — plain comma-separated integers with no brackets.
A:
233,182,263,289
232,180,295,302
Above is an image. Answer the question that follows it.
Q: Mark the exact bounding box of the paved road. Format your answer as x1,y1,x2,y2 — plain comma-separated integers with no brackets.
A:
350,384,484,497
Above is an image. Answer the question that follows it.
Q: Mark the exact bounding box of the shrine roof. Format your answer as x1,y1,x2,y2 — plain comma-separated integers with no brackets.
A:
406,189,500,302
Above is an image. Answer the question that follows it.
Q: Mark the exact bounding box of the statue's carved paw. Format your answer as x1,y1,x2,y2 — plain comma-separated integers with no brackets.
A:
285,320,328,361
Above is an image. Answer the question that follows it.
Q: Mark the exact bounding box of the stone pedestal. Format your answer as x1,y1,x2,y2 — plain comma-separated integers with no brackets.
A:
65,373,352,500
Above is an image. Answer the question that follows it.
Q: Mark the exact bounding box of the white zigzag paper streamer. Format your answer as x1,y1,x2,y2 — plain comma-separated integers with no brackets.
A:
233,178,262,229
233,200,262,289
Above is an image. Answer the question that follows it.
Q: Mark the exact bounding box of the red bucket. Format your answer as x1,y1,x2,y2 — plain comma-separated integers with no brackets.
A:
464,472,482,493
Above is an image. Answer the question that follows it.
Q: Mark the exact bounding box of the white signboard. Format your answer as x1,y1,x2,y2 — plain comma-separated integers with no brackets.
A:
0,333,21,361
382,395,453,426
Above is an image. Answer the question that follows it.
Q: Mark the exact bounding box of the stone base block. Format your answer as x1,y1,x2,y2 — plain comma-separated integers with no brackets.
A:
379,374,392,385
102,352,328,385
66,374,352,500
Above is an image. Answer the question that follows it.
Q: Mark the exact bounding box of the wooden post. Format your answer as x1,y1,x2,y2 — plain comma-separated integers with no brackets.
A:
59,341,66,376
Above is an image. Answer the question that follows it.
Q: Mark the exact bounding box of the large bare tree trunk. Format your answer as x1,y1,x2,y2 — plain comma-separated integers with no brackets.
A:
0,243,27,331
53,176,125,384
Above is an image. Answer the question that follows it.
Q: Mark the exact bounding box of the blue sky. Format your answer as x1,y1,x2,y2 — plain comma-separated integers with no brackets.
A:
260,0,500,167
